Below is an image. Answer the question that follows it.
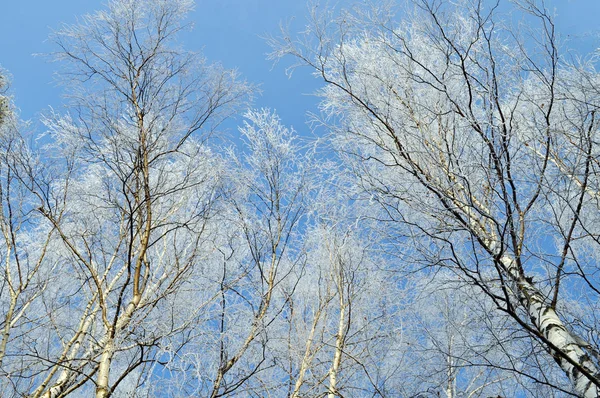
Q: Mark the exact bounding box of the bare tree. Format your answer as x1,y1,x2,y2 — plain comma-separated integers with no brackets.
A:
206,109,310,397
275,187,405,398
273,0,600,395
401,273,565,398
7,0,600,396
0,1,252,397
0,73,60,397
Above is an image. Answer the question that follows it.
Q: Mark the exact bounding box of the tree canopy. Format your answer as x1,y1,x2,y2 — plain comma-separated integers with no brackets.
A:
1,0,599,397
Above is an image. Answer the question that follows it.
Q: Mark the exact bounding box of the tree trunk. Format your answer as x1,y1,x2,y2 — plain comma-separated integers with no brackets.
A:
291,306,322,398
0,295,16,368
327,300,346,398
95,337,115,398
498,253,600,397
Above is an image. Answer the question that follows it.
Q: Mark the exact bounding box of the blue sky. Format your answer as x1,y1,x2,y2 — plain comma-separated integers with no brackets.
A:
0,0,331,136
1,0,599,137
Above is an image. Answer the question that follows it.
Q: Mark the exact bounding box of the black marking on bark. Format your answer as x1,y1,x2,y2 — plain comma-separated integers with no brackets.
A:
542,306,554,316
542,322,563,335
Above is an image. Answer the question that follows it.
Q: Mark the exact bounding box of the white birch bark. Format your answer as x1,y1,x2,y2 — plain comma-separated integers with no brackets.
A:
497,251,600,397
445,335,455,398
327,301,345,398
291,305,324,398
455,186,600,396
34,300,99,398
95,337,114,398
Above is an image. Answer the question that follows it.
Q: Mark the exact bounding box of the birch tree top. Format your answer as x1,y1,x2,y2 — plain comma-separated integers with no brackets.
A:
0,0,598,129
1,0,600,397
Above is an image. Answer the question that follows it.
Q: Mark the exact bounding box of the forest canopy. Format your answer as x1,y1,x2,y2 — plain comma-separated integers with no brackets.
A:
1,0,599,397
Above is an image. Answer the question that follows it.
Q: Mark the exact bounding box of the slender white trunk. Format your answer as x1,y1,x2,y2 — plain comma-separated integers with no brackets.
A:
446,335,454,398
34,301,98,398
93,293,142,398
0,295,16,368
291,307,322,398
0,245,15,369
95,337,114,398
327,300,346,398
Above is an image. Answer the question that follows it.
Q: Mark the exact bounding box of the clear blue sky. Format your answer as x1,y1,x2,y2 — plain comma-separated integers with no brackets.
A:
1,0,598,136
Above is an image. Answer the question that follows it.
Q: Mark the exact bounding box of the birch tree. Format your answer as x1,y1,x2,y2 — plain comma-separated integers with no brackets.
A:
275,186,405,398
273,0,600,395
206,109,310,397
401,274,566,397
0,73,60,396
2,1,251,397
